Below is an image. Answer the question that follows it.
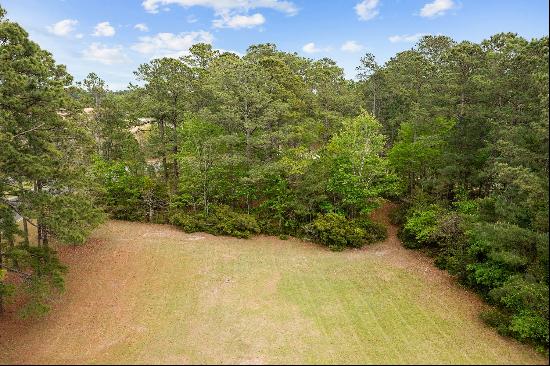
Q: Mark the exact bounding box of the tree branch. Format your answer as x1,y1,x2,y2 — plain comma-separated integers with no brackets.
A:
11,122,47,140
0,198,38,228
0,264,32,280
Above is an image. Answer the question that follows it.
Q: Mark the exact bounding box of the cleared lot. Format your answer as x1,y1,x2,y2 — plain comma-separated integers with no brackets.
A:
0,206,545,364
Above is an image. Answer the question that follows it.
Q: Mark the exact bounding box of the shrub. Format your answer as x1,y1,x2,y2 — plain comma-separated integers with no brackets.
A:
307,213,352,251
401,205,441,248
356,218,387,244
480,309,512,336
509,311,549,346
307,213,387,251
486,276,549,347
206,205,260,239
389,204,408,226
169,212,203,232
482,306,550,348
170,206,260,239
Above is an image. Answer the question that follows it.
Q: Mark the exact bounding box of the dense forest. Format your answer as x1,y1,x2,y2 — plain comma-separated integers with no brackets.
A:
0,5,548,351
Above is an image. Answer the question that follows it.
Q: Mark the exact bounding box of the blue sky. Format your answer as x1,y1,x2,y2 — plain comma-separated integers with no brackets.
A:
3,0,548,90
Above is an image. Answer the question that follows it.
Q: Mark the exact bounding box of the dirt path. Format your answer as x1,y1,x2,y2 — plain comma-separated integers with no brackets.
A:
365,202,487,319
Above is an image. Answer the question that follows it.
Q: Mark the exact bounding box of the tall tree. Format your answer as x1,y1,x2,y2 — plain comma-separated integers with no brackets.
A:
0,6,103,315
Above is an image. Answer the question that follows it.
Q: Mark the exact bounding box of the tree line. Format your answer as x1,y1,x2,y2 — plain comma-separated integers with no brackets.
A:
0,6,548,350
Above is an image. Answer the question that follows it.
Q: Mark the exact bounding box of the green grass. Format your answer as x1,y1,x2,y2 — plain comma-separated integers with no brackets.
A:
0,220,545,364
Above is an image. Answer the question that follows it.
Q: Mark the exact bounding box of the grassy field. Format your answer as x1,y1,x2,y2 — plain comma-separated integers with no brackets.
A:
0,205,546,364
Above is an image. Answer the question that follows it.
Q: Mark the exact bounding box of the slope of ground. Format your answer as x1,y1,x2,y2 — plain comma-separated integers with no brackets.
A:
0,204,546,364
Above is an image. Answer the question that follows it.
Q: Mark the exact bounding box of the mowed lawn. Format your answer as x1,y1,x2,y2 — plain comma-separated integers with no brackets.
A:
0,210,546,364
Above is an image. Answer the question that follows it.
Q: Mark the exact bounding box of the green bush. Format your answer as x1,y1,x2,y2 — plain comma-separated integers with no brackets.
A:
307,212,387,251
480,308,512,336
486,276,549,346
389,203,408,226
170,206,260,239
509,311,549,346
401,205,441,248
169,212,203,232
481,308,549,348
206,205,260,239
356,218,388,244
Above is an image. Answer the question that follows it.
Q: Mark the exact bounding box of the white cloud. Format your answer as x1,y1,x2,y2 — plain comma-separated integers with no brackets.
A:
187,15,198,23
131,31,214,58
47,19,78,37
302,43,318,53
93,22,116,37
302,42,331,54
341,40,364,52
134,23,149,32
355,0,380,21
143,0,296,30
76,33,84,39
142,0,298,15
83,43,128,64
388,33,427,43
420,0,455,18
213,12,265,29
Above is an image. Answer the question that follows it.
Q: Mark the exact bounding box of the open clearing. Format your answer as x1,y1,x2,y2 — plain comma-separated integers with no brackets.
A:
0,205,546,364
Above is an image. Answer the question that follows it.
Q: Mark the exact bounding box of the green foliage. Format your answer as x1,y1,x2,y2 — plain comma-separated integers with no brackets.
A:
509,311,549,346
93,158,167,222
401,205,441,248
0,6,102,317
170,205,260,239
487,276,549,345
308,213,363,251
207,205,261,239
481,307,549,348
42,194,105,245
480,309,512,336
388,118,455,194
307,212,387,251
388,204,408,227
400,200,549,348
10,246,68,318
355,216,388,244
0,267,15,305
94,160,146,220
324,113,394,216
169,211,203,233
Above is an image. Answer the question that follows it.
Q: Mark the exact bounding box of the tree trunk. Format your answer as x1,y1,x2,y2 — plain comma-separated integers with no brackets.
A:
372,83,377,117
203,165,209,216
245,128,251,163
172,119,179,191
148,197,154,222
34,181,42,247
22,218,29,247
0,234,3,315
42,228,48,248
19,182,29,246
172,99,180,185
159,118,169,186
460,91,465,118
35,180,47,247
